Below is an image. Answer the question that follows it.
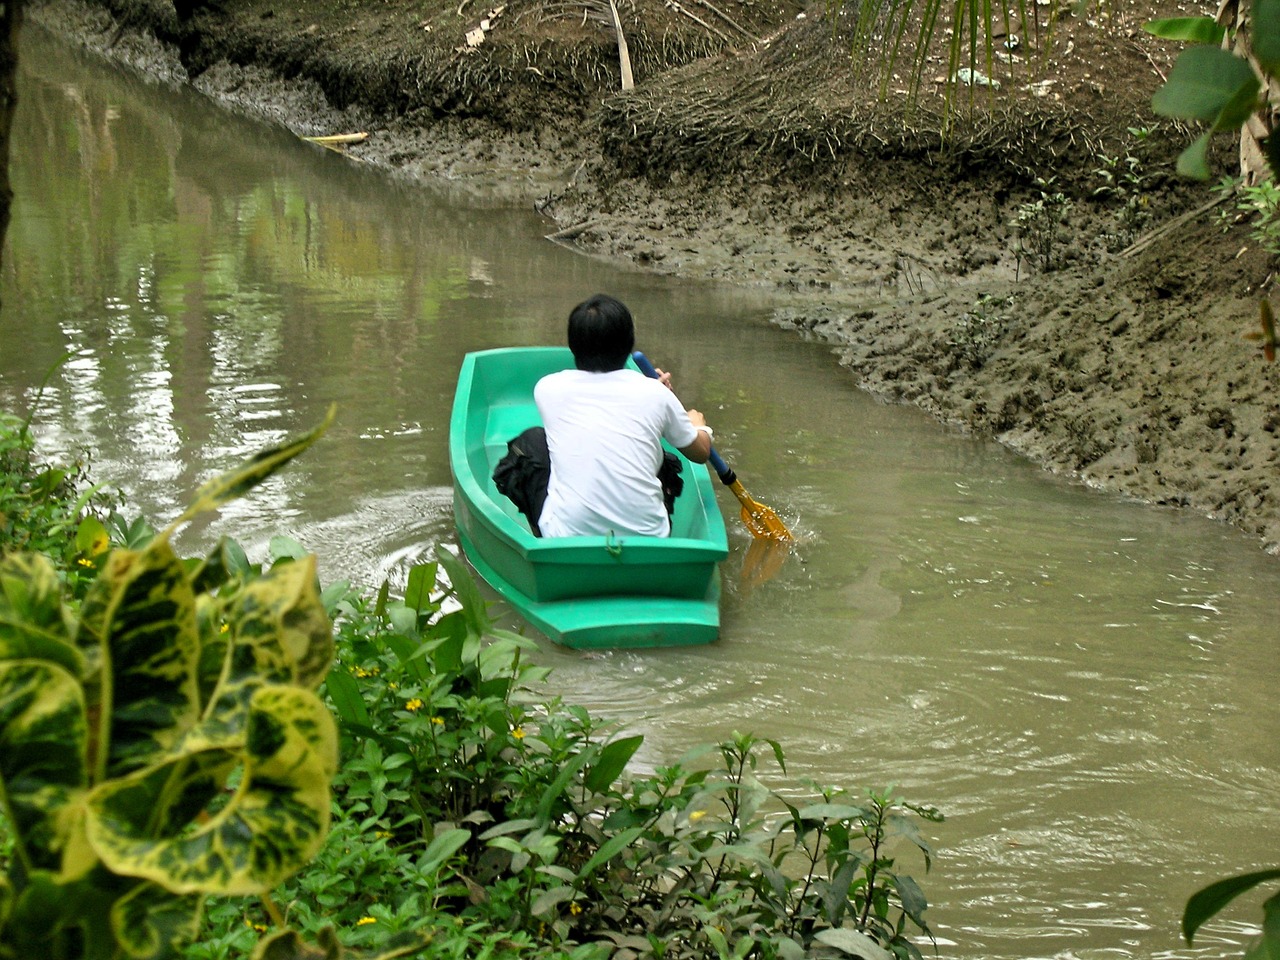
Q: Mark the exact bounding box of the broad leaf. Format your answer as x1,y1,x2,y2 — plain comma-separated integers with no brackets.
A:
1177,130,1216,180
1184,868,1280,943
0,660,88,871
1153,46,1260,123
0,554,82,676
574,825,644,878
323,668,370,727
111,881,204,960
86,685,338,896
814,927,893,960
417,827,470,875
225,555,334,690
1143,16,1224,44
403,561,438,615
1254,0,1280,78
78,540,202,780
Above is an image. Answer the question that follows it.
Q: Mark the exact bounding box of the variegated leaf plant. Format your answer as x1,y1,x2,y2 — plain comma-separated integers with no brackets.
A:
0,410,340,960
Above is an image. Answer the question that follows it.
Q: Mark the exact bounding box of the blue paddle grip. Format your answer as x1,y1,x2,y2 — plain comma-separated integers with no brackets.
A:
632,351,735,485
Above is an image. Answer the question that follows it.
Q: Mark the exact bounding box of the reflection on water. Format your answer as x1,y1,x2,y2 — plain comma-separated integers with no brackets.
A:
2,25,1278,960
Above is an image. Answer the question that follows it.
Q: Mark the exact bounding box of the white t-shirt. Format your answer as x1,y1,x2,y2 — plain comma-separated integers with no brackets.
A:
534,368,699,537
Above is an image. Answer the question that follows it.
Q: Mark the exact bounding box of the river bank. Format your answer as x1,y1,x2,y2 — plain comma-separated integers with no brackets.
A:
28,0,1280,555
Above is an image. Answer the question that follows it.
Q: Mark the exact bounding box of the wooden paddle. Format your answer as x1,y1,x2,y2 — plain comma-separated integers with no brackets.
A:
633,351,794,542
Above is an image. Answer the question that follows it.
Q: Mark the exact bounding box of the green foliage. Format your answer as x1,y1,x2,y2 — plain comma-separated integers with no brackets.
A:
1148,2,1280,180
1091,133,1155,251
1013,177,1073,274
1183,869,1280,958
0,412,341,960
949,294,1013,370
0,412,123,600
1213,175,1280,256
191,563,942,960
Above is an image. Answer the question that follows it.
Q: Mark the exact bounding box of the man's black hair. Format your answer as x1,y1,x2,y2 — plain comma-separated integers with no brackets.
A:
567,294,635,372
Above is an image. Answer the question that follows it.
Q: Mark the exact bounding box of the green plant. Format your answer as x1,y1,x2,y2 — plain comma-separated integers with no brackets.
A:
1013,178,1074,275
949,294,1013,370
1092,145,1153,251
0,411,123,599
1147,4,1280,182
1213,174,1280,256
1183,868,1280,958
0,411,346,960
223,556,945,960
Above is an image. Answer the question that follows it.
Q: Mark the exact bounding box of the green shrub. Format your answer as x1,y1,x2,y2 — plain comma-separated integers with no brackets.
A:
0,410,362,960
211,551,944,960
0,411,122,598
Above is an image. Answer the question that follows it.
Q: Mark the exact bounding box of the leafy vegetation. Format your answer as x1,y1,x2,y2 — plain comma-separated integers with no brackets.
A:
1,417,941,959
1012,177,1073,275
1182,869,1280,959
0,411,345,960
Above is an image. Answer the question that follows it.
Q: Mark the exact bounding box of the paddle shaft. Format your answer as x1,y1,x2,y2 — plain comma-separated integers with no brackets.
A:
632,351,794,541
631,351,736,485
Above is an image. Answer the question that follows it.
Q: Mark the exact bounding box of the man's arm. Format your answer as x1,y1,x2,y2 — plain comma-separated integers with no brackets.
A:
678,408,712,464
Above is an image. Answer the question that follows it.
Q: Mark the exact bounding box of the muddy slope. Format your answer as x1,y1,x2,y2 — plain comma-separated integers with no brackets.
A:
29,0,1280,554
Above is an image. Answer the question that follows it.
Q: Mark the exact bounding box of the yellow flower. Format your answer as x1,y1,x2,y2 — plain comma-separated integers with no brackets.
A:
689,809,707,822
356,917,377,926
405,698,424,712
430,715,445,725
77,557,95,568
569,902,583,916
244,920,268,933
512,726,525,740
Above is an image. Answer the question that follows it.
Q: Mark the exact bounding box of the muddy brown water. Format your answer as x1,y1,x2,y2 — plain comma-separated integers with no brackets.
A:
3,26,1278,960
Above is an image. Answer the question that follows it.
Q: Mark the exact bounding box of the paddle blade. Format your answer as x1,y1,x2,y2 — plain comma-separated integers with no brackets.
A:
729,480,794,541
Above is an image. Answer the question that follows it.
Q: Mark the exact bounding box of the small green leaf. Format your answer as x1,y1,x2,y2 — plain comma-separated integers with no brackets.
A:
418,828,470,875
1177,131,1216,180
76,516,110,557
404,562,438,615
324,669,370,727
575,826,643,878
531,885,577,917
813,928,893,960
167,407,336,535
794,802,867,822
1142,16,1224,43
585,735,644,794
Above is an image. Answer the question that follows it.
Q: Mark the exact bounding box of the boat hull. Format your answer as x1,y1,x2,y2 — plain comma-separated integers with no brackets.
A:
449,347,728,648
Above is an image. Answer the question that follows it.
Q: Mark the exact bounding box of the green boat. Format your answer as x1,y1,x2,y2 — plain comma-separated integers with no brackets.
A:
449,347,729,649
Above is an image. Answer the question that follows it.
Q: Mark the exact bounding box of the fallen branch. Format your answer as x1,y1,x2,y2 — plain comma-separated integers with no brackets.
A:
1119,195,1229,259
692,0,758,43
301,132,369,145
607,0,634,91
545,220,599,241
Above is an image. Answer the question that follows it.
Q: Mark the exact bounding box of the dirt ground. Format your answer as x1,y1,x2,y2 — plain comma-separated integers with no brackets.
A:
29,0,1280,555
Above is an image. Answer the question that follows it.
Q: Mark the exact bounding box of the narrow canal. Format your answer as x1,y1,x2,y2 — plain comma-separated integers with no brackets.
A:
2,25,1277,960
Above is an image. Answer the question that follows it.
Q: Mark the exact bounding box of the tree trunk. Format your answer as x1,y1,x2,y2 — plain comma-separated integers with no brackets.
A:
0,0,20,307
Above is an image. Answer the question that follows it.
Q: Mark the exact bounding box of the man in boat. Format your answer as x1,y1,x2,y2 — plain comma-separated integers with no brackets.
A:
494,294,713,538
